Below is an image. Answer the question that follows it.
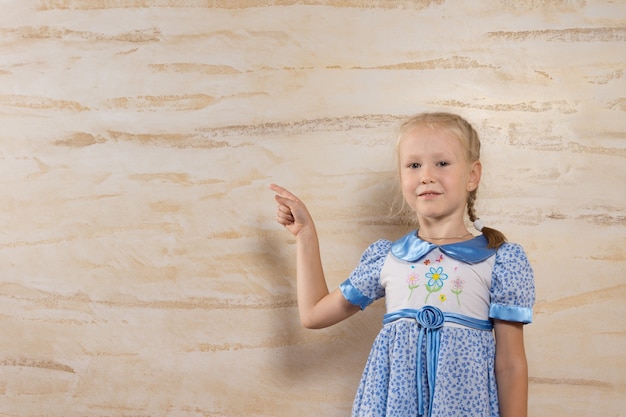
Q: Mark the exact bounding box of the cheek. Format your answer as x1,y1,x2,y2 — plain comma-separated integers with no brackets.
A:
400,176,418,207
400,174,415,194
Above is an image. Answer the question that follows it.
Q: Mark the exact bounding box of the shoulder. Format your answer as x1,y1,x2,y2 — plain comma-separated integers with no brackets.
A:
350,239,393,275
495,242,531,264
492,241,534,289
371,238,393,251
359,239,393,260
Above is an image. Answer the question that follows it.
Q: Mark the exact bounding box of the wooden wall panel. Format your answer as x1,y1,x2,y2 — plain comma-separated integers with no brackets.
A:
0,1,624,416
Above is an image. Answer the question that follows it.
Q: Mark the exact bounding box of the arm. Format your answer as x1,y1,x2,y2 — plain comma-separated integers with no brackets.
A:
271,184,360,329
494,320,529,417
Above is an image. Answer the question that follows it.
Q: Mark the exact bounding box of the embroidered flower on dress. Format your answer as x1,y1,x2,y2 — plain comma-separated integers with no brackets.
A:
452,277,464,290
439,294,447,302
451,277,465,306
424,266,448,303
425,266,448,288
406,273,420,300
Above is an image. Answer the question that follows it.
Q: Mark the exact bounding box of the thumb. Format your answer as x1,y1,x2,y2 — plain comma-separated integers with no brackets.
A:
275,193,297,208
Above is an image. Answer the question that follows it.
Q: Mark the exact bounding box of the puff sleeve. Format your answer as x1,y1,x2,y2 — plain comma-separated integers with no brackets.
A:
339,239,390,310
489,242,536,324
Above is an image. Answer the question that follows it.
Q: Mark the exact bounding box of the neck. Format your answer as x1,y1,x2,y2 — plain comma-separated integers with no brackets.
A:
418,231,473,240
417,223,473,243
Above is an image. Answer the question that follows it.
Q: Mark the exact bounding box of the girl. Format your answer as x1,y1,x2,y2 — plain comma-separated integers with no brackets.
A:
271,112,535,417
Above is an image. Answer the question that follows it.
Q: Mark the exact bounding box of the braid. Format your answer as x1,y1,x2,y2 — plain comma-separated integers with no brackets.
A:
481,226,507,249
468,189,507,249
467,190,478,223
464,118,507,249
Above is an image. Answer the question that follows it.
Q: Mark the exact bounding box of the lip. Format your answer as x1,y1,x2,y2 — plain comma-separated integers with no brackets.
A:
417,190,441,198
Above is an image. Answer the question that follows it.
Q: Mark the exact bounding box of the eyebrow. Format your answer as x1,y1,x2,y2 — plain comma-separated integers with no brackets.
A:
401,152,455,160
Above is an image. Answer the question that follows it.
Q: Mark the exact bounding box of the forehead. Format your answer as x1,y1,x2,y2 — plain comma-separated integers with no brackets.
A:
399,126,465,157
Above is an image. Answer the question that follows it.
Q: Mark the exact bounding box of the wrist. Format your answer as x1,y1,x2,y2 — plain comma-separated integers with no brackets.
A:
295,225,317,241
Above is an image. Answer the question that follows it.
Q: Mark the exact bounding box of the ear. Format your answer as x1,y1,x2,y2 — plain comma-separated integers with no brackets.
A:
467,161,482,192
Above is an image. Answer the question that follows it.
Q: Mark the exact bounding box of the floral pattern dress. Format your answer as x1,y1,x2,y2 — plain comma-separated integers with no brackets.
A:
339,231,535,417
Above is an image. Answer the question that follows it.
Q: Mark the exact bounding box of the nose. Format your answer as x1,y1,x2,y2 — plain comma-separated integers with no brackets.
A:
421,173,435,184
420,165,435,184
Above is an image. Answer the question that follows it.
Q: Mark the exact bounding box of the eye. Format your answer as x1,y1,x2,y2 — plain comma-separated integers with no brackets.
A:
407,163,421,169
436,161,450,167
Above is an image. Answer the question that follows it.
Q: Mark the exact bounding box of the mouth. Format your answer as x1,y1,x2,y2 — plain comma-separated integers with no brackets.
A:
417,191,441,198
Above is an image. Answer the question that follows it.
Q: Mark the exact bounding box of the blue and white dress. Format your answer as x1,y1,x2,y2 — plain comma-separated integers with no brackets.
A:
339,231,535,417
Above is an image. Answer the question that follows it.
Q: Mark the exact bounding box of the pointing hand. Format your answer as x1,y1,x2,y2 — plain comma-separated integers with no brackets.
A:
270,184,314,237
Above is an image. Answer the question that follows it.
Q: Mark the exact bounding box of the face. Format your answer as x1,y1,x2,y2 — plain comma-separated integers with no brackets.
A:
398,126,481,224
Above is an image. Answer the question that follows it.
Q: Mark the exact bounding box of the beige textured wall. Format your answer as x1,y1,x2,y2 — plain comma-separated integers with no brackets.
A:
1,1,624,416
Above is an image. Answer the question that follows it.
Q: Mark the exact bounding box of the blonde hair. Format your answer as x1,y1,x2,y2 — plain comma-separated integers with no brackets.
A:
393,112,506,249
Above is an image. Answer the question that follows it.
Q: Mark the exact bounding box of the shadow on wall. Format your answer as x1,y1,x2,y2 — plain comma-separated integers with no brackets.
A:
258,176,405,387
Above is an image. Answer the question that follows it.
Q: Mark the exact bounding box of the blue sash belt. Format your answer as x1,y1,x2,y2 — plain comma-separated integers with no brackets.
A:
383,307,493,417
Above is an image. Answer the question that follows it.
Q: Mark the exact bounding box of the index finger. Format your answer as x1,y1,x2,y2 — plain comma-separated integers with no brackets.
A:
269,183,298,202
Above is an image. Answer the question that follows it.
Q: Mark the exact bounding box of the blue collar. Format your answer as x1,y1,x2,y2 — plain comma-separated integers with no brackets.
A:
391,230,496,264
